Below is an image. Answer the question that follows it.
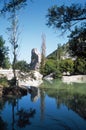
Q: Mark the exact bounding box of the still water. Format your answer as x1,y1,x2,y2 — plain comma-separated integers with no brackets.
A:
0,80,86,130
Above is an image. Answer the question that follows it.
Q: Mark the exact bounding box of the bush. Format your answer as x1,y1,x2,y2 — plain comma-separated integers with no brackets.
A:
53,69,62,79
60,59,74,75
74,58,86,74
42,59,56,76
15,60,30,72
0,77,8,87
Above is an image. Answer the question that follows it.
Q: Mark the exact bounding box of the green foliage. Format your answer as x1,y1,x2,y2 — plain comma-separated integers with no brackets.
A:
47,43,68,60
68,26,86,58
42,59,56,76
2,57,11,69
15,60,30,72
60,59,74,75
53,69,62,79
74,58,86,74
0,36,10,68
0,0,27,13
0,77,8,87
46,4,86,33
47,50,57,60
41,59,62,78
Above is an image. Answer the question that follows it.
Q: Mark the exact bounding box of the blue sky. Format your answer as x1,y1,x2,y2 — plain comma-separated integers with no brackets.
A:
0,0,85,63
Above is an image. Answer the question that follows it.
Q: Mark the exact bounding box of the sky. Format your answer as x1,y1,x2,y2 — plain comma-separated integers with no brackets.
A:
0,0,85,63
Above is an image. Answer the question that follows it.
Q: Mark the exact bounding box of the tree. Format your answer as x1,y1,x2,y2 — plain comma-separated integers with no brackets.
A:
15,60,30,72
0,36,10,68
0,0,27,14
68,25,86,58
74,58,86,74
2,57,11,69
60,59,74,75
40,33,46,74
6,0,31,85
46,3,86,64
0,0,31,85
46,3,86,33
7,2,20,85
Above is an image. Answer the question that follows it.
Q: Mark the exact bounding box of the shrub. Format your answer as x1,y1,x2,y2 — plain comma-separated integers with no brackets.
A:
60,59,74,75
42,59,56,76
74,58,86,74
0,77,8,87
15,60,30,72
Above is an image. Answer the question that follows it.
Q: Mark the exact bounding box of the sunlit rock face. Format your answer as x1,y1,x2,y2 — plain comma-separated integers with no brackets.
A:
30,48,41,70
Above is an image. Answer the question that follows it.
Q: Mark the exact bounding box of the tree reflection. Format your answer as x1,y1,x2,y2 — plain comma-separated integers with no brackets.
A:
0,116,7,130
0,98,8,130
44,88,86,120
7,97,36,129
16,108,36,128
0,95,36,130
40,88,45,120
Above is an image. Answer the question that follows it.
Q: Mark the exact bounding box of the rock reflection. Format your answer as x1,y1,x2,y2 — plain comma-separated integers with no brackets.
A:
29,86,40,102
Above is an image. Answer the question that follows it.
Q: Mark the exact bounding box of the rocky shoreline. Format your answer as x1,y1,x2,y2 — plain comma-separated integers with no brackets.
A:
0,69,86,97
0,69,43,97
62,75,86,84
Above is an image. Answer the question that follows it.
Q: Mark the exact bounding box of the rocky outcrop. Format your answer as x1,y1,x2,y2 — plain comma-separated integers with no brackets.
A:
30,48,41,70
0,48,43,87
0,69,19,80
18,70,43,87
0,69,43,87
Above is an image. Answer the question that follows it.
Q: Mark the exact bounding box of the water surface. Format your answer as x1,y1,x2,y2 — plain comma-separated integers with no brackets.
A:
0,80,86,130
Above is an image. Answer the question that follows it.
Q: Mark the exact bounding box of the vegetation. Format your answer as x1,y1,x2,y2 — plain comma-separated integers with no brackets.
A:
0,36,10,69
15,60,30,72
41,42,86,77
60,58,74,75
0,2,85,86
45,3,86,77
68,25,86,58
0,0,31,86
46,3,86,33
0,77,9,87
40,79,86,95
0,0,27,14
43,59,56,76
40,33,46,74
74,58,86,74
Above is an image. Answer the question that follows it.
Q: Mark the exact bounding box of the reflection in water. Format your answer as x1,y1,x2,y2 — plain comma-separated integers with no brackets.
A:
39,87,86,130
30,86,40,102
16,108,36,128
0,116,7,130
0,82,86,130
55,91,86,120
0,97,36,130
40,89,45,120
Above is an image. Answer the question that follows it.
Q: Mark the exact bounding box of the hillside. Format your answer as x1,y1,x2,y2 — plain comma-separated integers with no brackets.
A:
47,43,69,60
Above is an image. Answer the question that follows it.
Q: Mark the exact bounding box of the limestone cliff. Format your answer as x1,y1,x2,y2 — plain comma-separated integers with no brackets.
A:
30,48,41,70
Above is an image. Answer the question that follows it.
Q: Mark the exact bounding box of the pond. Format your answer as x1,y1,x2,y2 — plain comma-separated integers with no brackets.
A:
0,80,86,130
